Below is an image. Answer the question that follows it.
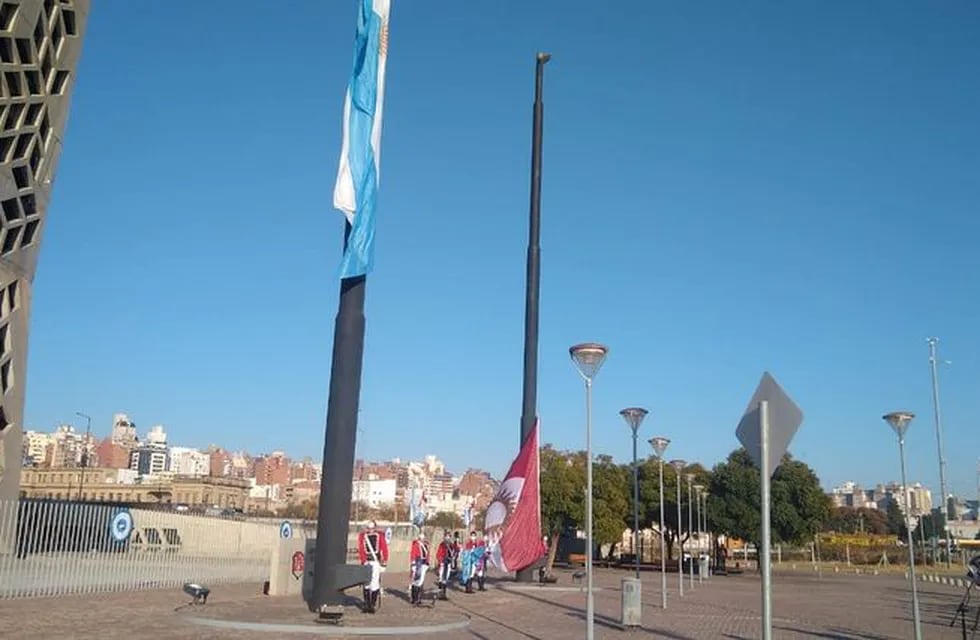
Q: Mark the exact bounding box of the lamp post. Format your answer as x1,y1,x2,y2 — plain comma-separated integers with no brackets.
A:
75,412,92,501
694,484,705,584
926,338,953,568
686,473,695,590
883,411,923,640
621,407,648,580
670,459,686,597
650,437,670,609
570,342,608,640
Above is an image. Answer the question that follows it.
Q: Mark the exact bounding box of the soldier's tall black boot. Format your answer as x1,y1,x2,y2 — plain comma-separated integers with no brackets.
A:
371,589,380,612
478,575,486,591
362,587,373,613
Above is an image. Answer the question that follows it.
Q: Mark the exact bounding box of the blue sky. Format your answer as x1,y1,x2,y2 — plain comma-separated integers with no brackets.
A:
26,1,980,499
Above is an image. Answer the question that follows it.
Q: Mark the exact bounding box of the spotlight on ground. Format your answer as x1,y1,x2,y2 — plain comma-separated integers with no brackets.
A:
183,582,210,605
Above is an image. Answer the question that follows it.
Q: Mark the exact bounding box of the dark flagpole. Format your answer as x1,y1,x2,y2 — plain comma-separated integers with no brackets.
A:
516,51,550,583
310,222,371,617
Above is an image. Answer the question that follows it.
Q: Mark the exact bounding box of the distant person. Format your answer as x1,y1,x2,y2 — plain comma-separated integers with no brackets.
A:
460,531,487,593
452,531,462,574
357,520,388,613
436,530,457,600
409,530,430,606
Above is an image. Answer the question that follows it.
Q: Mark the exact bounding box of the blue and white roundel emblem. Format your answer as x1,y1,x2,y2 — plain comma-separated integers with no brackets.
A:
110,510,133,542
280,520,292,539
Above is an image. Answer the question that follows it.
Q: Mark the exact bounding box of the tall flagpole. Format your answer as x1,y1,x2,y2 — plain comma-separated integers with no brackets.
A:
312,0,390,618
517,51,550,582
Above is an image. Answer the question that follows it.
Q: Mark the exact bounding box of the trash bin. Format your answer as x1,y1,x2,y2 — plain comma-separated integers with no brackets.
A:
620,577,641,628
699,554,709,578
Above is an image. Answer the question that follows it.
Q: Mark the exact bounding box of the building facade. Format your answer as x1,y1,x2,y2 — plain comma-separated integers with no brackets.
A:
0,0,89,501
19,466,249,508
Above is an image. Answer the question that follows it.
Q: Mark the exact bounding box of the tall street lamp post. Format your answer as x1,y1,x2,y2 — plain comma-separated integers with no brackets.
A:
650,437,670,609
621,407,648,580
686,473,695,590
694,484,705,584
926,337,952,568
75,411,92,501
883,411,923,640
670,459,686,597
570,343,608,640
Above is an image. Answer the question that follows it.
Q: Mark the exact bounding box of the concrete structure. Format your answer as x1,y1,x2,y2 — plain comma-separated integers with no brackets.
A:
0,0,89,501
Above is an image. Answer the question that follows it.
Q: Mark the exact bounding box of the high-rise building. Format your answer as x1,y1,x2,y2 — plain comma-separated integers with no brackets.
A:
0,0,89,501
130,425,168,477
110,412,137,448
168,446,209,477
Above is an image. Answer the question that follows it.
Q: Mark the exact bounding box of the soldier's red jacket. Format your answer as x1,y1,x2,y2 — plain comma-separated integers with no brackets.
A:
410,539,430,564
357,529,389,565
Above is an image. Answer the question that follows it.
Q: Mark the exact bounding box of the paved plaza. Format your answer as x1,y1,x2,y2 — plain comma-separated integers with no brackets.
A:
0,567,973,639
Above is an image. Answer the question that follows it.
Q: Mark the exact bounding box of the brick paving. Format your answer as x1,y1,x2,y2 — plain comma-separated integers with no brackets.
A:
0,567,973,639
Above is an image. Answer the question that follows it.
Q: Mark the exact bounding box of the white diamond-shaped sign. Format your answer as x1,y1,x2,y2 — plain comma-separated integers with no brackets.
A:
735,372,803,477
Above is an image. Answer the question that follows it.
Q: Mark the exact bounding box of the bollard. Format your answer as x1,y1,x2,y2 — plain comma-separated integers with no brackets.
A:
621,577,642,628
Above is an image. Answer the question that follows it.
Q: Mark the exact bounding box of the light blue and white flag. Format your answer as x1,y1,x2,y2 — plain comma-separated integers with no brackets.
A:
334,0,391,279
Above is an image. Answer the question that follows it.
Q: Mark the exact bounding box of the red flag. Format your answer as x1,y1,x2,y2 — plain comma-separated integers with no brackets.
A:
485,421,546,572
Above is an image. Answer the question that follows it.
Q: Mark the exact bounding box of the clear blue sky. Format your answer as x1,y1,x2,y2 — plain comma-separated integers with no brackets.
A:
27,1,980,500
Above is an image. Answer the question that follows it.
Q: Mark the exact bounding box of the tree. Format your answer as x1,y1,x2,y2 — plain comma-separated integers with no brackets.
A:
913,509,946,541
885,499,907,539
592,455,629,556
636,457,711,559
823,507,889,535
708,449,831,550
540,445,585,570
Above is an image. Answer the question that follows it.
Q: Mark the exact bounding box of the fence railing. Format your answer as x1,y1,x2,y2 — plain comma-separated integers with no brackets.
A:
0,498,282,599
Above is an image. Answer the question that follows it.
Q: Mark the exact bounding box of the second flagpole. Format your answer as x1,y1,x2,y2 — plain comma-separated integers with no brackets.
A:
517,51,551,583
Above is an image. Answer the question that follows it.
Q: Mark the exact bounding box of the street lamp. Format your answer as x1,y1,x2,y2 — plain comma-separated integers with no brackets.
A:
926,338,953,568
620,407,648,580
570,342,608,640
883,411,923,640
75,412,92,501
649,436,670,609
694,484,705,584
670,459,686,597
686,473,695,590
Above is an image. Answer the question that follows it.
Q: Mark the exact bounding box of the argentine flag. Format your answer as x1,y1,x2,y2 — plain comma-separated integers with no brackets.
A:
333,0,390,279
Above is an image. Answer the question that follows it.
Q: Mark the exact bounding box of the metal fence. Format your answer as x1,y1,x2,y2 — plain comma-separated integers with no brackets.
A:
0,498,281,599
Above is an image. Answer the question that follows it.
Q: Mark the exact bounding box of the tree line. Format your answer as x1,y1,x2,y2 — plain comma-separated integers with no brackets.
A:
538,445,937,562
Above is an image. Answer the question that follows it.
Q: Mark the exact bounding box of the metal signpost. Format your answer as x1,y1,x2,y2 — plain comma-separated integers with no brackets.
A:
736,372,803,640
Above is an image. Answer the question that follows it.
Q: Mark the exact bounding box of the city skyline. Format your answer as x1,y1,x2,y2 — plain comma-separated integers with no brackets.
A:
20,409,977,505
21,2,980,503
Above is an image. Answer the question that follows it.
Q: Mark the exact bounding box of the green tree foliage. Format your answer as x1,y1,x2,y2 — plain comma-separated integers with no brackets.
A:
823,506,889,534
708,449,831,547
592,455,630,553
540,445,585,569
885,499,907,539
913,509,946,541
635,457,710,558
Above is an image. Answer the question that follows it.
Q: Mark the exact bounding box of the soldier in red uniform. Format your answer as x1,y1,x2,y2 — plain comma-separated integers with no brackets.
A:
408,530,430,605
435,530,457,600
357,520,388,613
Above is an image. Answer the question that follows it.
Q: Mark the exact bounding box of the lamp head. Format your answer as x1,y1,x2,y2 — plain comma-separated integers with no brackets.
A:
649,437,670,458
883,411,915,438
569,343,608,381
620,407,648,434
669,459,686,473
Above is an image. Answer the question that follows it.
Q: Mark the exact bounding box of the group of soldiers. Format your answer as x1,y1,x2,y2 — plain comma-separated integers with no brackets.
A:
355,520,490,612
409,528,490,604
